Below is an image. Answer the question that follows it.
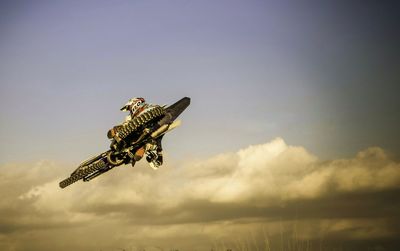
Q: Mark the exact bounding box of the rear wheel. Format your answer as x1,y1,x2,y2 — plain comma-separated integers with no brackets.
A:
113,106,165,141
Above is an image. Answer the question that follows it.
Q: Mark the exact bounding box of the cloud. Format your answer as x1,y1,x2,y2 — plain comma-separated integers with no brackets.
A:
180,138,400,204
1,138,400,250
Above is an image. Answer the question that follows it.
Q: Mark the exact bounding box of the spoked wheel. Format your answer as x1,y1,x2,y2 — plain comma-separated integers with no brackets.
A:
111,106,165,142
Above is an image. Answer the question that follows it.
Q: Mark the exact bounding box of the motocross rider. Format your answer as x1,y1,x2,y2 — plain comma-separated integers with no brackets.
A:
119,97,163,169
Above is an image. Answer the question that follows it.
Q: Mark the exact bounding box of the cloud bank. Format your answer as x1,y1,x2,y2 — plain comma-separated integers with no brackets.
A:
1,138,400,250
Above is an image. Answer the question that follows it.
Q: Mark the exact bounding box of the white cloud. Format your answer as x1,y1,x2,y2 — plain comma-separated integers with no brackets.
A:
12,138,400,218
1,138,400,250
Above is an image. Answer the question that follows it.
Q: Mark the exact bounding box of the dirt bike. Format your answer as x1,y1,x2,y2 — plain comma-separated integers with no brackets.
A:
59,97,190,188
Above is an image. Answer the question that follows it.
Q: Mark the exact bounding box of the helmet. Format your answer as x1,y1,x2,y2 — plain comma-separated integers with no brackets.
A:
120,97,146,115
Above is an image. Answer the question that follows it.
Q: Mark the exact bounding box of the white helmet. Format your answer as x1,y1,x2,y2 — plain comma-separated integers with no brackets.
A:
120,97,146,116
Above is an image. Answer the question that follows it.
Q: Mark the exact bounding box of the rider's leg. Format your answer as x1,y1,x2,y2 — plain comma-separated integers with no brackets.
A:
155,137,163,165
145,137,163,169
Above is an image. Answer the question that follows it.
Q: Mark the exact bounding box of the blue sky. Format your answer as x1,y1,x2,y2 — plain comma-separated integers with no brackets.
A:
0,0,399,164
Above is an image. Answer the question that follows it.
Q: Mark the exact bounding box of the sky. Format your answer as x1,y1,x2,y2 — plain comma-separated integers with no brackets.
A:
0,1,400,250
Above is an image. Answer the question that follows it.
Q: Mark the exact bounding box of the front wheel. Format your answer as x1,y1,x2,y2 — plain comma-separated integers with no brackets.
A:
59,158,108,188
